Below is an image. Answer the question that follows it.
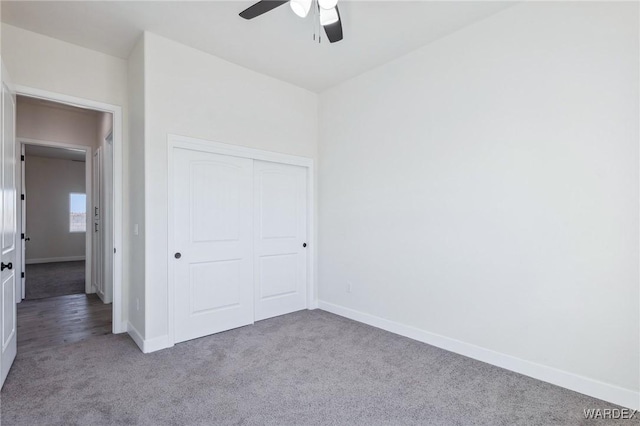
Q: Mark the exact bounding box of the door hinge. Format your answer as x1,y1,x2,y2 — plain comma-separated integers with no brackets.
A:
114,248,116,254
21,155,24,161
21,233,24,240
21,194,24,201
21,272,25,278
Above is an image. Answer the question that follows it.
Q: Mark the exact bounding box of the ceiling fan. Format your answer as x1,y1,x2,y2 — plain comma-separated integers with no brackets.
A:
239,0,343,43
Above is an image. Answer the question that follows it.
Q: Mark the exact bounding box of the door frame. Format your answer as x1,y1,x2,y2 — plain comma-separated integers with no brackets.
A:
103,132,114,303
19,139,93,296
167,134,316,347
14,85,125,334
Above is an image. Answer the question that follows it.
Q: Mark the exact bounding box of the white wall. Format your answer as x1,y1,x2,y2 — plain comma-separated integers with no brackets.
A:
143,32,318,341
17,98,100,148
127,35,145,337
2,24,127,107
318,2,639,407
24,155,85,262
2,24,129,327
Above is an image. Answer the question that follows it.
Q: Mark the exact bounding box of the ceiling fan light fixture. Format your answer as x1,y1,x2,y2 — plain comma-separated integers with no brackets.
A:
290,0,312,18
320,6,339,26
318,0,338,10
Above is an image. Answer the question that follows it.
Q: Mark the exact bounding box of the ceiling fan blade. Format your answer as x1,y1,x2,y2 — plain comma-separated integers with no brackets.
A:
323,5,343,43
239,0,289,20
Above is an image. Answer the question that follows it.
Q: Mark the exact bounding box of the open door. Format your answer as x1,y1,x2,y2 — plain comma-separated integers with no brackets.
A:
0,60,17,387
20,143,25,300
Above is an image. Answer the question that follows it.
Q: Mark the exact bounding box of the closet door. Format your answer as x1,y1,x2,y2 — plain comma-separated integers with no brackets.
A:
253,160,307,321
172,148,254,344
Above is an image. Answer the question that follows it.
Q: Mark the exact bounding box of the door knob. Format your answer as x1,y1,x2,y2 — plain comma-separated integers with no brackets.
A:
1,262,12,271
25,237,30,241
174,253,182,259
303,243,307,248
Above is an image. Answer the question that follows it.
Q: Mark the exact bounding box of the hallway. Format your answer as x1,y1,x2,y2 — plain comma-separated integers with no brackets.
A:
17,293,111,355
25,261,85,300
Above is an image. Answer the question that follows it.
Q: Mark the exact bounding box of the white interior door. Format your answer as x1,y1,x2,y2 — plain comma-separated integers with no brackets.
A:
0,63,17,388
20,143,25,300
253,160,307,321
172,147,254,344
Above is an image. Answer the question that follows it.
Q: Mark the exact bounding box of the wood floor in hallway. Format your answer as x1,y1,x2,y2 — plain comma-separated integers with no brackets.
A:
17,293,112,355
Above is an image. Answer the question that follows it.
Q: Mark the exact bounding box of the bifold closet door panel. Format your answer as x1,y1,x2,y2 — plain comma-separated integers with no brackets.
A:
172,148,254,344
253,160,307,321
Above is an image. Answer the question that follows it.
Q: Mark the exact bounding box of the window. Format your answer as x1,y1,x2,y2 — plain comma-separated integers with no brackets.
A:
69,193,86,233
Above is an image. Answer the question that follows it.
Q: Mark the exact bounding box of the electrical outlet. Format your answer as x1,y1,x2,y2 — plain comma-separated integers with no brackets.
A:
347,281,353,293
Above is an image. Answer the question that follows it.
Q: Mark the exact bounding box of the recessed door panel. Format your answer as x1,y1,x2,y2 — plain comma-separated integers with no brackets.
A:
1,83,15,256
2,273,15,349
259,172,298,239
259,254,297,299
191,162,242,243
172,148,253,344
254,161,307,321
190,260,241,314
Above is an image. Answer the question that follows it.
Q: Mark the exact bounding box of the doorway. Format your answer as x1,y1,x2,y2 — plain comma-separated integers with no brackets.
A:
15,96,115,354
10,87,125,339
0,76,124,388
22,144,89,301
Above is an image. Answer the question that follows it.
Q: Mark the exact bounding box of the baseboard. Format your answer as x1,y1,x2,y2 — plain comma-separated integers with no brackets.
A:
112,320,127,334
126,322,172,354
126,321,145,352
26,256,85,264
318,301,639,410
144,335,172,354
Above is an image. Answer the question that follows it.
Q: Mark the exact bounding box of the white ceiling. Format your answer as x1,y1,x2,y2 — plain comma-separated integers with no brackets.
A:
2,1,514,92
25,144,86,162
